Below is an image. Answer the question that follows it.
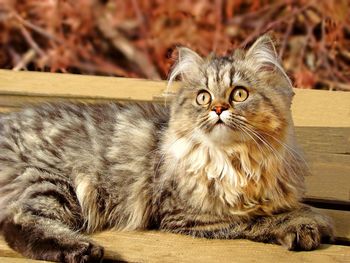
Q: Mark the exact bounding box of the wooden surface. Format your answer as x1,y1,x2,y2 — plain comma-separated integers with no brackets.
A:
0,70,349,262
0,208,348,262
295,127,350,202
1,69,350,127
314,209,350,241
1,232,350,263
0,207,348,260
0,257,48,263
92,232,350,263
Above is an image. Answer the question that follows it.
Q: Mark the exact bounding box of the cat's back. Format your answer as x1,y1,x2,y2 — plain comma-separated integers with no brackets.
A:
0,102,118,162
0,101,170,233
0,101,170,174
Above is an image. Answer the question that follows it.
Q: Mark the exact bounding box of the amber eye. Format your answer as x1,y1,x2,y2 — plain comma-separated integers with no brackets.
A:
231,87,249,102
196,90,211,105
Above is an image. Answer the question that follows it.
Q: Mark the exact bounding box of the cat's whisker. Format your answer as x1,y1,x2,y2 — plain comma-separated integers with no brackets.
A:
230,114,296,164
258,131,309,169
227,117,272,155
237,119,303,178
236,125,268,158
233,116,307,170
228,115,296,173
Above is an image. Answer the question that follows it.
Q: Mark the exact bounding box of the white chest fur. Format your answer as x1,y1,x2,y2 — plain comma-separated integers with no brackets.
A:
162,131,270,215
164,132,261,187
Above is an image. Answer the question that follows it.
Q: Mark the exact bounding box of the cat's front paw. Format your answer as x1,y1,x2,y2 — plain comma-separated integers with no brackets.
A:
277,215,334,251
63,241,104,263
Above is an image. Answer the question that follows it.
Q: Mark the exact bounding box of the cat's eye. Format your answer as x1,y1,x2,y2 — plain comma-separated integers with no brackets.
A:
196,90,211,105
231,87,249,102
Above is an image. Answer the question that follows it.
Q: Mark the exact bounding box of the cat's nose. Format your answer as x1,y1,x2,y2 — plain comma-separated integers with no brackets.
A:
212,104,229,115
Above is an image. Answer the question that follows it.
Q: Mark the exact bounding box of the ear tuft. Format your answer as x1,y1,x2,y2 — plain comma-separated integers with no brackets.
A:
246,35,277,59
246,35,292,88
168,47,204,86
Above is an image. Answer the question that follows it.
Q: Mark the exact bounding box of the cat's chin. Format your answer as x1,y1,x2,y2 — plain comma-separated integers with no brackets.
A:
206,123,244,145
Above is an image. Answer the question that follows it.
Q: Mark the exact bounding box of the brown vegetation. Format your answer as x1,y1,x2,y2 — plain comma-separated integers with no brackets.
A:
0,0,349,90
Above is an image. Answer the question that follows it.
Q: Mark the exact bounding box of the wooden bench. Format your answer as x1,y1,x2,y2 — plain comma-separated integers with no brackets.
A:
0,69,349,262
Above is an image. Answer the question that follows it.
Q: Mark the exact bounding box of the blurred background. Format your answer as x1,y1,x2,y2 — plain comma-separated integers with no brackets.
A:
0,0,349,90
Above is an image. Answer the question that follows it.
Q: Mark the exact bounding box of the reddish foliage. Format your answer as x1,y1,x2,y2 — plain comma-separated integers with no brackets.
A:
0,0,349,90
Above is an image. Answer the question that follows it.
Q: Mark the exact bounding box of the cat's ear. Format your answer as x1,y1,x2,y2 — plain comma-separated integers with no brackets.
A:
168,47,204,85
246,35,280,72
246,35,293,88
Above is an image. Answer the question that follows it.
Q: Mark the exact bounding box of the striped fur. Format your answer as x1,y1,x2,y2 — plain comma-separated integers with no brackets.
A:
0,36,333,262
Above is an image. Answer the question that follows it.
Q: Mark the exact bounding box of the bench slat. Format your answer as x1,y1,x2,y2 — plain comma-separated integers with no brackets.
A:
0,70,350,128
0,70,165,101
0,241,21,258
0,257,48,263
305,153,350,202
295,127,350,155
94,233,349,263
316,208,350,241
93,233,350,263
0,236,349,263
0,208,348,262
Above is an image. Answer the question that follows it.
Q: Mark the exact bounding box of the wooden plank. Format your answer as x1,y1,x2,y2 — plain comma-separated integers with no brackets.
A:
0,241,21,258
0,94,115,108
0,257,48,263
295,127,350,155
1,234,349,263
92,232,350,263
0,69,166,101
292,89,350,128
0,106,17,113
0,70,350,128
315,208,350,241
0,208,348,261
305,152,350,202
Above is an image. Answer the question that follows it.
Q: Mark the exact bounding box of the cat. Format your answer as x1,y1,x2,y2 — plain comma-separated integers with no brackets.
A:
0,35,333,263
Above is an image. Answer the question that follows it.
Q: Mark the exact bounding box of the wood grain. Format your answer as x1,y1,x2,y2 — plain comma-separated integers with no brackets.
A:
305,152,350,202
0,235,349,263
295,127,350,155
0,208,348,262
0,69,166,101
0,240,21,258
315,209,350,240
92,232,350,263
0,257,49,263
0,94,114,108
292,89,350,128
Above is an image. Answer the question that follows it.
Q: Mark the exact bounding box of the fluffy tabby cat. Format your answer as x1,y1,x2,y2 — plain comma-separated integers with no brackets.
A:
0,36,333,262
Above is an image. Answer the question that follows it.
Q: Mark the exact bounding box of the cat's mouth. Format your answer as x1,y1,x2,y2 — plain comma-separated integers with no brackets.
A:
213,119,232,130
215,119,226,126
213,118,237,131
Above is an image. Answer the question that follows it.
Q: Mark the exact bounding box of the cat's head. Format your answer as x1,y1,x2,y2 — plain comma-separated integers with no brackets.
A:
168,35,294,147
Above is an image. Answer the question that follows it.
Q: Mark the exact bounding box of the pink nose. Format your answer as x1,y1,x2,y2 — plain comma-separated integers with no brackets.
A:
212,104,229,115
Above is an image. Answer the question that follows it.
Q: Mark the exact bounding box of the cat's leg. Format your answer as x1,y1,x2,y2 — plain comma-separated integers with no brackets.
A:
1,167,103,263
237,205,334,250
160,205,334,251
